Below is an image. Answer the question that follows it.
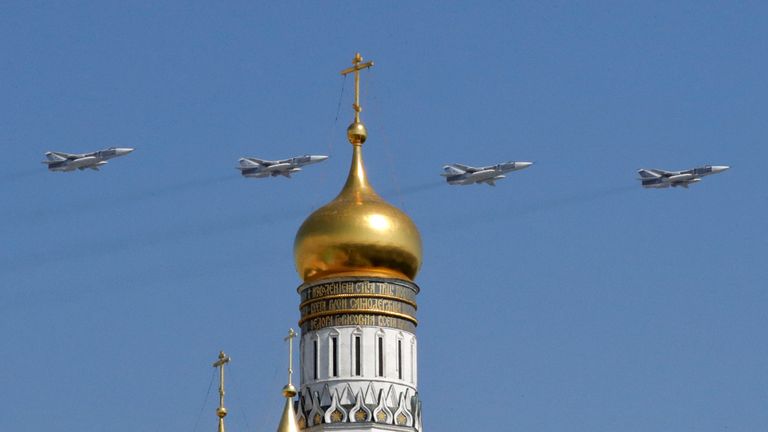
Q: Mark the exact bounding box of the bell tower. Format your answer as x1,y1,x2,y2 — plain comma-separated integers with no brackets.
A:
292,53,424,432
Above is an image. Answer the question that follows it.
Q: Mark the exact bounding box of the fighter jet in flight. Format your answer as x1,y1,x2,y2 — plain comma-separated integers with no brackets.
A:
237,155,329,178
42,147,135,172
637,165,730,188
442,161,533,186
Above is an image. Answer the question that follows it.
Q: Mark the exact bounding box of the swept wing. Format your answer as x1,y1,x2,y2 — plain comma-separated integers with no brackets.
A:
447,163,477,173
43,151,83,163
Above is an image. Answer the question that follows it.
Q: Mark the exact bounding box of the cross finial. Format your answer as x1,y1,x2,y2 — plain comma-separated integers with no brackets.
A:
212,351,231,432
340,52,374,123
284,328,297,387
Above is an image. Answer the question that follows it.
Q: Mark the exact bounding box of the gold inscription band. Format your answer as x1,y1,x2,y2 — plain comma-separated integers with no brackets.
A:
299,309,418,326
297,278,420,332
300,296,417,316
300,313,417,333
300,301,416,320
299,279,418,303
299,293,418,310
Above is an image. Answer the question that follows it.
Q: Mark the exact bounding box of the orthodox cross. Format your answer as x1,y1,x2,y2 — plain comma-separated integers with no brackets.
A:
212,351,231,432
284,328,297,386
340,52,374,122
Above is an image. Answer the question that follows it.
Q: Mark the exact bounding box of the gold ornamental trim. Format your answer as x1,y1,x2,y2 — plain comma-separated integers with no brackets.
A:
299,279,418,302
298,309,418,326
301,313,416,332
299,293,418,310
300,298,416,321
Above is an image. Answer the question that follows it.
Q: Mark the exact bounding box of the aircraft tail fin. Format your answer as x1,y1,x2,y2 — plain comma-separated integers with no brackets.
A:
442,165,464,176
637,169,661,180
238,158,260,168
43,152,67,163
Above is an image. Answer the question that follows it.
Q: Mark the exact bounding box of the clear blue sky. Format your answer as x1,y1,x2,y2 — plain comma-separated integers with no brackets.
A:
1,2,766,431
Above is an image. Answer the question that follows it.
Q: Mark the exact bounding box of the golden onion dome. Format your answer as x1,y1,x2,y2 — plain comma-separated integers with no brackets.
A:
293,123,422,282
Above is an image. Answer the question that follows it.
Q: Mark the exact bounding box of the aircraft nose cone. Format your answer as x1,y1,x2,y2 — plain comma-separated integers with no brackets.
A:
517,161,533,170
712,165,729,173
117,148,134,155
312,155,329,162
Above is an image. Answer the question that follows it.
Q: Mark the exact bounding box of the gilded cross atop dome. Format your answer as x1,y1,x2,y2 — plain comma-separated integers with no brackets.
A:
341,53,374,123
282,328,297,397
277,329,300,432
212,351,230,432
340,53,374,145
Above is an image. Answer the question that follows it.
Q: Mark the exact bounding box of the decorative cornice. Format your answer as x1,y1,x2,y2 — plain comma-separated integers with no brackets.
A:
297,383,420,431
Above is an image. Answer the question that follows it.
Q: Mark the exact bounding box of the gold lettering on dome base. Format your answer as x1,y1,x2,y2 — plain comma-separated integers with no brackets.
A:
309,301,326,314
302,313,416,333
301,280,417,303
300,309,417,326
301,299,416,322
298,279,420,332
300,298,416,317
300,293,417,310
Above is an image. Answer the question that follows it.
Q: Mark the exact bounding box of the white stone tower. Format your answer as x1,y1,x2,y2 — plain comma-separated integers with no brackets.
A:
292,53,424,432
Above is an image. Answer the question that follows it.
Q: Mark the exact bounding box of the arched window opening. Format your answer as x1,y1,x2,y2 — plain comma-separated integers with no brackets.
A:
354,335,362,376
313,339,318,380
331,335,339,377
377,336,384,377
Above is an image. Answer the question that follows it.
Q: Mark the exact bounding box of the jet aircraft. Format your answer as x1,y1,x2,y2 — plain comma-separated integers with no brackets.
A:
42,147,134,172
237,155,329,178
442,161,533,186
637,165,730,188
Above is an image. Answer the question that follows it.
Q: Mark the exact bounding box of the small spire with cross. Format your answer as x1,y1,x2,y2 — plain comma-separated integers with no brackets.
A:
276,329,300,432
212,351,231,432
340,52,374,145
282,328,298,398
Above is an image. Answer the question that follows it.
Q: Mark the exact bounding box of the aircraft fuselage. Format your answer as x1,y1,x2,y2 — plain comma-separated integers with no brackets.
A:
639,165,729,188
44,147,134,172
238,155,328,178
444,161,533,186
447,169,504,185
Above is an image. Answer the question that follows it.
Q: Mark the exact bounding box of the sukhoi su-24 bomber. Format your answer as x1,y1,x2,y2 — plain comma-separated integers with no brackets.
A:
237,155,329,178
637,165,730,189
442,161,533,186
42,147,134,172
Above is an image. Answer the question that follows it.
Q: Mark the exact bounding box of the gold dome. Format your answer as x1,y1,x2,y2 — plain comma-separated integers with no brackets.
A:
294,140,422,282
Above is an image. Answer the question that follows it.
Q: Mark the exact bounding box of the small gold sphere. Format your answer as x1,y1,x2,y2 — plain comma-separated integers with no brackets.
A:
216,407,228,418
347,122,367,145
282,384,297,397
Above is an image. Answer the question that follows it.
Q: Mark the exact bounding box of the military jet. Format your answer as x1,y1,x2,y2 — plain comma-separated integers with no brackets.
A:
237,155,329,178
637,165,730,188
441,161,533,186
42,147,134,172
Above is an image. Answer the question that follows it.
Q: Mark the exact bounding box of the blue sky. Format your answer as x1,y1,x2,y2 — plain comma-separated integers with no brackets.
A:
1,2,766,431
